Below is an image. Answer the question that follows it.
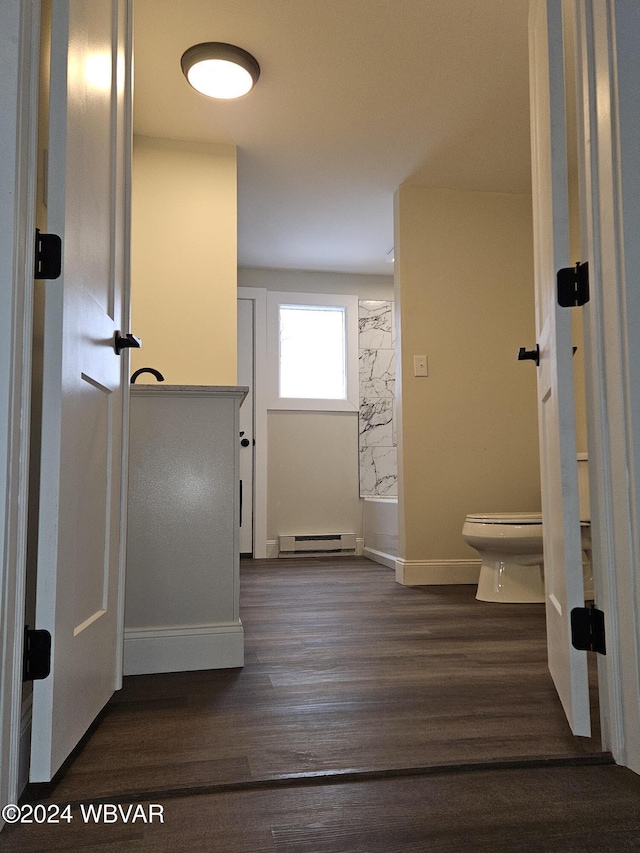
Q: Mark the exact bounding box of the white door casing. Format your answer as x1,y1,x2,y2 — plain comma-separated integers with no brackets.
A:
237,288,268,559
0,0,39,815
30,0,132,782
529,0,591,736
575,0,640,770
237,299,254,554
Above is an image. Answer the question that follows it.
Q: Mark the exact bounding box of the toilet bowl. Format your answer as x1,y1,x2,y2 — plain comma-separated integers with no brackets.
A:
462,513,545,603
463,454,593,604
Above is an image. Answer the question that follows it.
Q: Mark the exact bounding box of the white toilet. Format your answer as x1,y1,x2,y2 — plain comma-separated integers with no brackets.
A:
462,454,592,603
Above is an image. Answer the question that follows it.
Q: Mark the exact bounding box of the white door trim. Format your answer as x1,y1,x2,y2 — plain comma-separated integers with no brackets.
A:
0,0,39,819
115,0,134,690
237,287,268,558
575,0,640,772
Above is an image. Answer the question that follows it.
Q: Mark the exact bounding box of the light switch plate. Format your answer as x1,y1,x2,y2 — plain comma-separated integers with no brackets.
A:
414,355,428,377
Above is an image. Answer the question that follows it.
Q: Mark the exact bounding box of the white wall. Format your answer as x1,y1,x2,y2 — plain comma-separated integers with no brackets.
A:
267,411,362,542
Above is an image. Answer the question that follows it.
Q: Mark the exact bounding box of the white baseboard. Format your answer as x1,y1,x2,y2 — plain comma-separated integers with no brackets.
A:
123,622,244,676
266,539,279,558
265,538,364,558
362,546,397,570
395,559,481,586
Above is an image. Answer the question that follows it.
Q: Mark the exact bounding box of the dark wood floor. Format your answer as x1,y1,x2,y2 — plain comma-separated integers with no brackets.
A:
7,764,640,851
6,556,638,851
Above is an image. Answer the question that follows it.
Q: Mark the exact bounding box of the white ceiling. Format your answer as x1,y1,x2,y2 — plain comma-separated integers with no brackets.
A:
133,0,532,275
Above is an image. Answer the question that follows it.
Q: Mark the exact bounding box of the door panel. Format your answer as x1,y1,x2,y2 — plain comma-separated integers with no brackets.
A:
529,0,590,736
30,0,131,781
73,375,112,625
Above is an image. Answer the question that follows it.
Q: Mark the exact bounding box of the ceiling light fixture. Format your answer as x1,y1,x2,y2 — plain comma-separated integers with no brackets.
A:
180,42,260,100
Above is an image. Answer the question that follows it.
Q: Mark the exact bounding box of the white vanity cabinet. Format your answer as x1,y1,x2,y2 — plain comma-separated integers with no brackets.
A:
123,385,247,675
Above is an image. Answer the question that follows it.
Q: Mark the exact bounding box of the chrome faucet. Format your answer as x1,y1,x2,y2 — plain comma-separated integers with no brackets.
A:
130,367,165,384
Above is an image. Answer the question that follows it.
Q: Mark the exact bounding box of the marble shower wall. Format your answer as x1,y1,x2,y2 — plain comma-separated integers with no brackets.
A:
358,300,397,496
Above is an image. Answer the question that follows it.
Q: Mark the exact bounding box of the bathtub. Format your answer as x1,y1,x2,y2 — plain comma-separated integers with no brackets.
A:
363,497,398,569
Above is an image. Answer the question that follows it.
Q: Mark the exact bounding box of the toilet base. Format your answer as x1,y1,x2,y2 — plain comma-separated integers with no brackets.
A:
476,560,545,603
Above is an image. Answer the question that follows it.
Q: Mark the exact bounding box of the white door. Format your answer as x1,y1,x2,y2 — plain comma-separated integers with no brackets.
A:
237,298,254,555
30,0,132,781
529,0,590,736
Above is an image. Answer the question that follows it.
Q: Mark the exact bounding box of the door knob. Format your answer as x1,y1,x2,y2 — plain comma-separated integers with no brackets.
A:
518,345,540,366
114,330,142,355
240,438,250,447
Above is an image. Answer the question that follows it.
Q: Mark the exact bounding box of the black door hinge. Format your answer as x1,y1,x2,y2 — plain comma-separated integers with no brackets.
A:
34,228,62,279
571,604,606,655
557,261,589,307
23,627,52,682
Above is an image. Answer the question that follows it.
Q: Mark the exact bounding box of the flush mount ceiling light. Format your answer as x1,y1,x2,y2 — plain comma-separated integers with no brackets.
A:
180,42,260,99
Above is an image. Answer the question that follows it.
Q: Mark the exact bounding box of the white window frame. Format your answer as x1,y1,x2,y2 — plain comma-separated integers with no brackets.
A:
267,291,359,412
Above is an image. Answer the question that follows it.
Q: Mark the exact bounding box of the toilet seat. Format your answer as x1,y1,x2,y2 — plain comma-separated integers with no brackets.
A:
465,512,543,525
466,512,590,525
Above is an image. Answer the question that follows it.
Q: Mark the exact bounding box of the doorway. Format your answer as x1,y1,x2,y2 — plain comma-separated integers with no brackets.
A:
237,298,254,555
236,289,268,559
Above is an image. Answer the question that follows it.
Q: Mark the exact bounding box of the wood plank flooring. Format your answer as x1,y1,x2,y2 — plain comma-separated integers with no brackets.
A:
35,557,602,804
6,556,633,852
6,764,640,851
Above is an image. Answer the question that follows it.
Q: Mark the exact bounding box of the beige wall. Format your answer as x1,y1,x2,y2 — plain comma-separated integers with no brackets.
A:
267,411,362,540
395,186,541,563
238,267,394,300
238,268,394,544
131,136,237,385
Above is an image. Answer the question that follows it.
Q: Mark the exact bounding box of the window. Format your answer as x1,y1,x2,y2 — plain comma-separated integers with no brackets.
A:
267,291,359,411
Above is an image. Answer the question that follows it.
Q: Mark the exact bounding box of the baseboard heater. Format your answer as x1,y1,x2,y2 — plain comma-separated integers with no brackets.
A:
278,533,356,557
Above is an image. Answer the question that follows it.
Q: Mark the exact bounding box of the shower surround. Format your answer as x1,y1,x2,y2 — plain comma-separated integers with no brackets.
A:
358,300,397,497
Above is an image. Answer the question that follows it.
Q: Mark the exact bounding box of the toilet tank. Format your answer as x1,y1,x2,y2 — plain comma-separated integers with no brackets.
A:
577,453,590,521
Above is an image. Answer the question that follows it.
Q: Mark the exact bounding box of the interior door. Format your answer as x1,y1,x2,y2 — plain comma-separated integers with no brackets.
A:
529,0,591,736
30,0,131,781
237,298,254,555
